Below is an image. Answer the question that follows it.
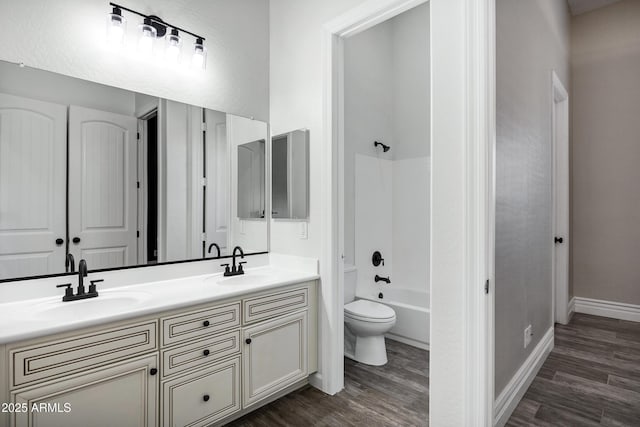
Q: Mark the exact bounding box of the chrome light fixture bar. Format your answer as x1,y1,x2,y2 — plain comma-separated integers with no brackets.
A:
107,2,207,69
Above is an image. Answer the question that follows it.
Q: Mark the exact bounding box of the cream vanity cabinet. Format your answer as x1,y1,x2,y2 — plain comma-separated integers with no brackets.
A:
1,280,317,427
6,321,159,427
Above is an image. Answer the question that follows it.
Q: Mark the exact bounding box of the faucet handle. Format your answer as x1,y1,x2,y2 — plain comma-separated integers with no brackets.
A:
238,261,247,273
220,263,231,274
56,283,74,299
89,279,103,294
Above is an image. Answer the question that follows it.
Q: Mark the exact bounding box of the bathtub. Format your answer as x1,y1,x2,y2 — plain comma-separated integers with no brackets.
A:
359,288,430,350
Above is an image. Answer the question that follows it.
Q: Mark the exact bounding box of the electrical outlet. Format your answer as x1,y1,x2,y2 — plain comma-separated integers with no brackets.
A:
524,325,533,348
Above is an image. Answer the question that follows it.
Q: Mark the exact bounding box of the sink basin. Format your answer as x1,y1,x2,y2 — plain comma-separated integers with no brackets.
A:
34,291,151,321
216,274,272,286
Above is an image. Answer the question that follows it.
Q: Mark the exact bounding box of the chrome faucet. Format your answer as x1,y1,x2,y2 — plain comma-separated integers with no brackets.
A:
56,259,101,302
207,243,221,258
221,246,246,277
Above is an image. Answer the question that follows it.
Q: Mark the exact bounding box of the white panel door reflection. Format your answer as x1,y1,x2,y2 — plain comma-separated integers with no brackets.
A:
68,105,137,270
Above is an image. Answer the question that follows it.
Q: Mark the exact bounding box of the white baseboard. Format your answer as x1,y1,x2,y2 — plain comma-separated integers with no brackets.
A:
574,297,640,323
493,327,554,427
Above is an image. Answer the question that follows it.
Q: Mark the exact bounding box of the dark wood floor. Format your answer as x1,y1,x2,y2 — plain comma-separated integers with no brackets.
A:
226,339,429,426
507,313,640,426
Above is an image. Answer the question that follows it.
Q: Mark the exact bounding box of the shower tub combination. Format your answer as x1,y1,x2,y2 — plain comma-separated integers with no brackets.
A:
346,265,430,350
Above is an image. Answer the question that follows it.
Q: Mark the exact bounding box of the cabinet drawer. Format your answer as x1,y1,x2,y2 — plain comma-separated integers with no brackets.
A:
162,302,240,347
162,356,241,427
243,286,309,324
10,321,157,388
162,330,241,378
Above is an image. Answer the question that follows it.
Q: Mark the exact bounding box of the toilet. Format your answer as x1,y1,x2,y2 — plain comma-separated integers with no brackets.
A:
343,265,396,366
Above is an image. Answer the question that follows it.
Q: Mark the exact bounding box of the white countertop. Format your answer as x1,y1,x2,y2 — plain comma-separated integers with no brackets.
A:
0,265,319,345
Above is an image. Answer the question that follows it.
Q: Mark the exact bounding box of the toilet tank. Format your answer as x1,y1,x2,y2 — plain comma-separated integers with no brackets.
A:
344,264,358,304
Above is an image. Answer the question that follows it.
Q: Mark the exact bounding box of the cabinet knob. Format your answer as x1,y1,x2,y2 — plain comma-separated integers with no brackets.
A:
203,320,210,327
150,368,158,376
72,237,81,244
203,349,210,356
245,338,252,345
55,238,64,246
203,394,210,402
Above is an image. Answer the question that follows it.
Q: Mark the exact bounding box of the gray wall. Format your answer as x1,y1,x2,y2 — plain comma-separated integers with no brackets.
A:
495,0,570,394
571,0,640,306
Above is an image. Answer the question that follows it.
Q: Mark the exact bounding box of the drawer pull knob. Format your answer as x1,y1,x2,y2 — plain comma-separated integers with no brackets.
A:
203,349,210,356
245,338,252,345
150,368,158,376
203,394,210,402
203,320,210,327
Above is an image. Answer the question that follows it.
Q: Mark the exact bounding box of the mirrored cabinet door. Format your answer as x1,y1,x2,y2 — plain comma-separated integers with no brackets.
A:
272,129,309,220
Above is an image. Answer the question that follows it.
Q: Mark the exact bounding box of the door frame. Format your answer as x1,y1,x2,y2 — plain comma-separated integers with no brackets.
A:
320,0,496,424
551,71,570,325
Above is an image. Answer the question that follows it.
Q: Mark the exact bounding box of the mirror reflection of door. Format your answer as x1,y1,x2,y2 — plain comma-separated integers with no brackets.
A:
0,93,67,279
68,106,138,270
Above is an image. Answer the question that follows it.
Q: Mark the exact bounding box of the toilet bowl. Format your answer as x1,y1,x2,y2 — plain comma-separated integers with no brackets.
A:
344,299,396,366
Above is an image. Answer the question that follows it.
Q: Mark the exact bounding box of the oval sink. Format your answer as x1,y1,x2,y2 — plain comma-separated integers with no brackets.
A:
34,291,151,320
216,274,272,286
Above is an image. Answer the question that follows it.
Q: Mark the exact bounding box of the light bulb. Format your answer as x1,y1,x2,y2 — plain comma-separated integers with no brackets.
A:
138,18,157,56
106,7,126,45
191,38,206,69
165,29,182,63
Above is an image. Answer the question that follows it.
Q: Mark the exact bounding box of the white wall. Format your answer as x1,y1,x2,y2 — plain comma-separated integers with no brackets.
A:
354,155,394,298
343,4,430,269
0,0,269,121
269,0,369,258
391,4,430,160
344,20,395,266
0,60,135,116
495,0,570,394
392,157,430,293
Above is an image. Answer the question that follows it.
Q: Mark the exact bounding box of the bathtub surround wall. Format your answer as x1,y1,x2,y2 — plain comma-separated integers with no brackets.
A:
495,0,570,411
571,0,640,307
0,0,269,121
344,3,430,281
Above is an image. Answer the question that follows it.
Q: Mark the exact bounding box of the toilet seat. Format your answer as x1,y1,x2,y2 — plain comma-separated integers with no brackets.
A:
344,300,395,323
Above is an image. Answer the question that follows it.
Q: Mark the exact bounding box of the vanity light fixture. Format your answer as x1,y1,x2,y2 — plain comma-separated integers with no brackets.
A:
192,38,207,70
165,29,182,63
138,17,157,56
106,2,206,68
106,6,126,45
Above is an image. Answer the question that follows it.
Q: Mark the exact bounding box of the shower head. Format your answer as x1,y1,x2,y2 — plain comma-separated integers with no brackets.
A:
374,141,391,152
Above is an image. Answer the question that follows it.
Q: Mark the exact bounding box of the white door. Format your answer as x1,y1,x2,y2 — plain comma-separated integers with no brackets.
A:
0,93,67,279
13,355,158,427
552,72,570,325
205,109,229,255
68,105,138,269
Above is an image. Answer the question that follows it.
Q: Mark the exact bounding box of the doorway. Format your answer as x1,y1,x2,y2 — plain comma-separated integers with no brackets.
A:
552,71,570,325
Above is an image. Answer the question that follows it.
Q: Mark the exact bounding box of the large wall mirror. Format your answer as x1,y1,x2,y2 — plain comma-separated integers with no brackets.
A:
0,60,269,281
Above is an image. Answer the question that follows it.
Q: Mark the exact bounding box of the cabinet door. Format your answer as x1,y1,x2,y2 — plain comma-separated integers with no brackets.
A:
12,354,158,427
242,311,308,407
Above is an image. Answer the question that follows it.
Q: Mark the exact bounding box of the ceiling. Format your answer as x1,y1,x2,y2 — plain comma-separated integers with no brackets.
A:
567,0,622,16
